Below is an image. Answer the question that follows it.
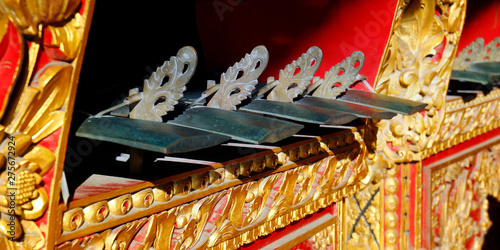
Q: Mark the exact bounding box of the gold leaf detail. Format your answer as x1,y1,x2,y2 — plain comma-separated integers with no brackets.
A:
105,219,147,250
19,220,45,249
45,13,84,61
0,0,81,35
22,145,55,176
5,62,72,143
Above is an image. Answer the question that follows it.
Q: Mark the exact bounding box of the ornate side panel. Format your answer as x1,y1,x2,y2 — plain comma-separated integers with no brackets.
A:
373,0,467,163
346,0,468,249
0,0,95,249
424,144,500,249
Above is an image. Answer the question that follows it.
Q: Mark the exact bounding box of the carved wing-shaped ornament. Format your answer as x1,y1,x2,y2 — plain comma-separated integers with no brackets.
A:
312,51,364,99
267,46,322,102
130,46,197,121
207,45,269,110
476,37,500,63
453,37,484,70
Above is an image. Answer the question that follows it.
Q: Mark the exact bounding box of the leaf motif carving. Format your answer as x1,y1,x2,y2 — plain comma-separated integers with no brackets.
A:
4,62,72,142
207,45,269,110
0,0,81,35
267,46,322,102
312,51,364,99
45,13,84,61
130,46,197,122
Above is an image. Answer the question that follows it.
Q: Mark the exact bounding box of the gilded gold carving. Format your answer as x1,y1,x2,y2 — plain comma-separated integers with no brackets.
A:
59,129,368,247
22,145,55,176
0,134,52,240
429,148,500,249
0,0,90,247
264,154,278,169
352,0,468,249
108,194,133,216
312,51,365,99
83,201,109,224
310,224,336,249
251,157,265,172
62,208,84,232
173,178,192,196
0,219,45,249
5,62,72,142
384,166,399,250
207,45,269,110
373,0,467,163
428,88,500,156
0,213,21,240
192,172,210,189
0,8,8,40
267,46,322,102
136,215,156,250
209,169,225,184
153,182,173,202
57,231,109,250
59,154,360,249
0,0,81,36
130,46,198,121
345,182,382,250
45,13,84,61
132,188,154,209
107,219,147,250
19,220,44,249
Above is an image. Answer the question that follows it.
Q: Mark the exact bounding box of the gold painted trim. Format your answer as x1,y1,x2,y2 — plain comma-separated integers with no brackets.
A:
46,1,96,249
425,88,500,157
58,144,365,248
58,128,368,244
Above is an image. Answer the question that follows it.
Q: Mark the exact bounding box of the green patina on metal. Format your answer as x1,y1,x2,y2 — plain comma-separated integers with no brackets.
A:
169,107,303,144
337,89,427,115
451,62,500,85
76,116,230,154
451,70,499,85
240,99,357,125
297,96,397,120
467,62,500,75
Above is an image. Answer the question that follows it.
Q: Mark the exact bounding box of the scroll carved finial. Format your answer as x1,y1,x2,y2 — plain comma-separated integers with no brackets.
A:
311,51,365,99
454,37,500,71
207,45,269,110
267,46,322,102
130,46,197,122
477,37,500,63
453,37,500,71
454,37,485,70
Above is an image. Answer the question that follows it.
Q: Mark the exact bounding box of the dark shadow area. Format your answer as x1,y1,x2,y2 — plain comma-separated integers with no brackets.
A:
65,0,208,194
483,196,500,249
447,80,496,103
